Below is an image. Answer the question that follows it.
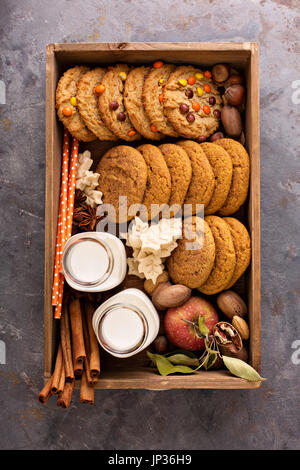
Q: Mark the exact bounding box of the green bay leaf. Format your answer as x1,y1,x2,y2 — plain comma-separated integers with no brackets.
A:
155,355,195,376
165,349,197,359
167,354,199,367
223,356,267,382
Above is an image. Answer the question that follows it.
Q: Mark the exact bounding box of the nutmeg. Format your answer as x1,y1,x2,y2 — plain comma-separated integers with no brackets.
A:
152,283,192,310
217,290,247,320
221,105,242,137
212,63,231,84
225,84,246,106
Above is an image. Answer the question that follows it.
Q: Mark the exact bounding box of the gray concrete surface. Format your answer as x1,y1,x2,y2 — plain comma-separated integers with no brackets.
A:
0,0,299,450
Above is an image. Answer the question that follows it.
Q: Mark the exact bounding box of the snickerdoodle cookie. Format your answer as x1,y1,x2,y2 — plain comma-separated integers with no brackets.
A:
167,217,215,288
177,140,215,214
199,142,233,215
158,144,192,211
198,216,236,295
223,217,251,289
215,138,250,216
96,145,147,223
137,144,171,220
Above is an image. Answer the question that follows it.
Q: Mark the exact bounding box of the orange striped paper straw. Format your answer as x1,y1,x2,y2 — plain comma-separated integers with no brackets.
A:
54,137,79,319
52,129,70,306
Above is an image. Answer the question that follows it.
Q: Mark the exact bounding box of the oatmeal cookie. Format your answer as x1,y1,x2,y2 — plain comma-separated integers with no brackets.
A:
124,66,163,140
56,66,96,142
142,63,179,137
163,66,222,139
76,67,117,141
98,64,141,141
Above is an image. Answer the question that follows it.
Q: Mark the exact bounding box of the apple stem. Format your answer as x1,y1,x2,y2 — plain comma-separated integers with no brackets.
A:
181,318,206,337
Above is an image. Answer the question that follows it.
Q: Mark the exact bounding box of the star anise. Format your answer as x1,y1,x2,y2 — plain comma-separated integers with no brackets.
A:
72,190,102,233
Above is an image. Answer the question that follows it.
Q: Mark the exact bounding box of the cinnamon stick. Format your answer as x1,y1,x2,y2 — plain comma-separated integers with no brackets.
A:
80,369,94,405
85,301,101,379
74,357,84,377
57,362,65,395
81,305,94,385
69,298,86,365
60,300,75,382
38,375,53,404
51,342,64,394
57,381,74,409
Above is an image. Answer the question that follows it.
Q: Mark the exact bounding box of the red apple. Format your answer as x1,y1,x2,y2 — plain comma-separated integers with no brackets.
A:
164,296,219,351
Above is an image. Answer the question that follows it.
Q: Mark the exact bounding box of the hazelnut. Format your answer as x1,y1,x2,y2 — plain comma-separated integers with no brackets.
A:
153,335,168,354
225,84,246,106
232,315,250,340
221,105,242,137
144,271,169,296
212,63,231,84
210,131,224,142
217,290,247,320
225,73,244,88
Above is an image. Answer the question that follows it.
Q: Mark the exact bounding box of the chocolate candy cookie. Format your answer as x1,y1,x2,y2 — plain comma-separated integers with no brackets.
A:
198,216,236,295
56,66,96,142
124,66,163,140
76,68,117,141
98,64,141,141
158,143,192,211
177,140,215,214
143,63,179,137
96,145,147,223
163,66,222,139
137,144,171,220
215,139,250,216
223,217,251,289
167,217,215,289
199,142,233,215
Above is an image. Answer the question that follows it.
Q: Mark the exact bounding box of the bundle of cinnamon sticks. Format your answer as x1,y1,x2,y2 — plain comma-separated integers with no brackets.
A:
38,296,100,408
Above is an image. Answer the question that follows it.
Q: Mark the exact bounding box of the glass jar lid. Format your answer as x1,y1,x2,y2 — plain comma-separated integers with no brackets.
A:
62,237,114,287
98,303,148,355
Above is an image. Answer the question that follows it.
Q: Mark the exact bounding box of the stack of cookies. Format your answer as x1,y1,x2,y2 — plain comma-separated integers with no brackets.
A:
55,62,223,142
95,138,250,220
167,215,251,295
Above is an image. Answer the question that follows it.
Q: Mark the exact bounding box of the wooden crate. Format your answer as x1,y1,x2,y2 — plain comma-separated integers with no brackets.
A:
45,42,260,389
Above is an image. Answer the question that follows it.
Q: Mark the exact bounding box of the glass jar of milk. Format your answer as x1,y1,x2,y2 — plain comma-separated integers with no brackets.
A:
62,232,127,292
92,288,160,358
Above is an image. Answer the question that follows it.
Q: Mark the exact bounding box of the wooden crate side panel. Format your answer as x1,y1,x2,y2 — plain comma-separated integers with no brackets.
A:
246,44,261,373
